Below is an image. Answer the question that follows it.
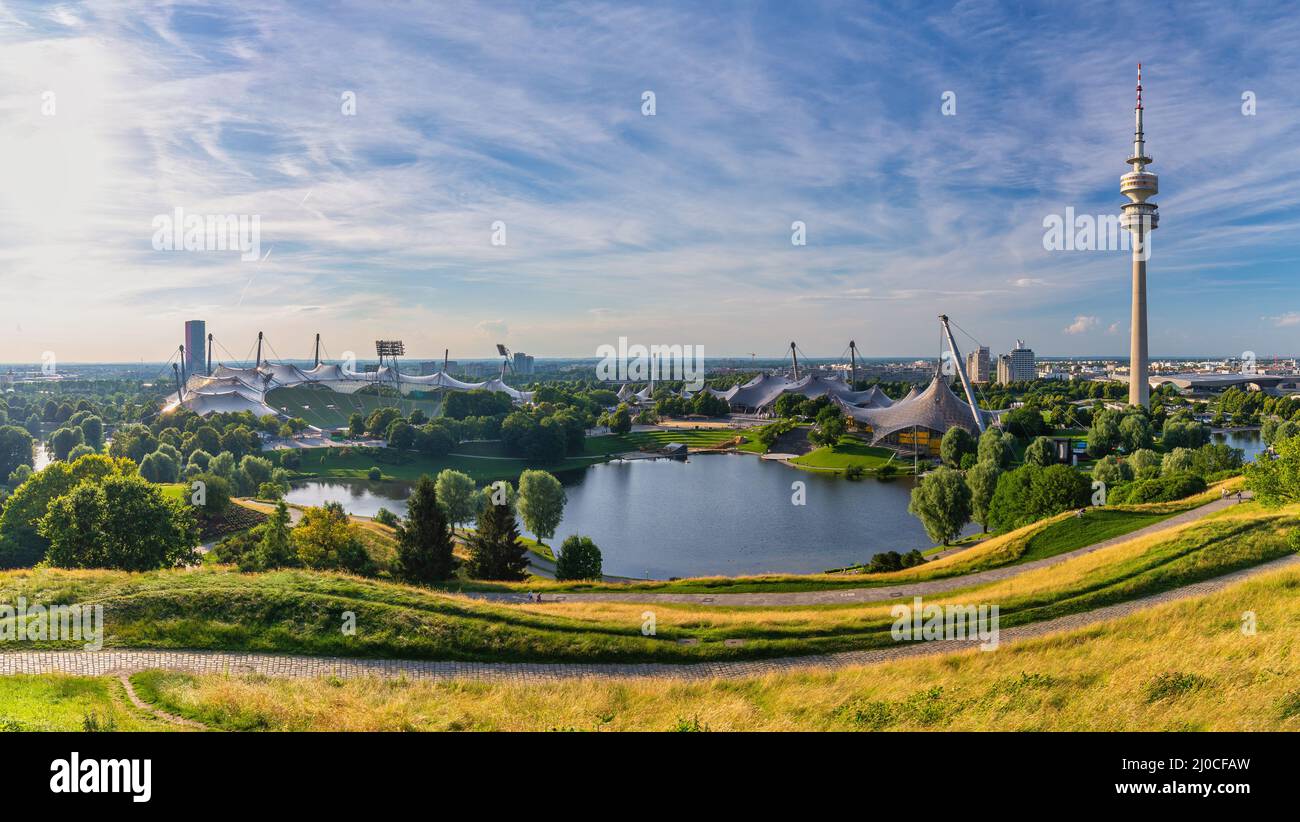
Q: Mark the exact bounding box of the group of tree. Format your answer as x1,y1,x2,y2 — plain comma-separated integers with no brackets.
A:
0,453,198,570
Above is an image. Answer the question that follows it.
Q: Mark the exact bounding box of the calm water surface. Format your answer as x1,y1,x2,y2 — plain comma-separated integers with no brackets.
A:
286,453,977,578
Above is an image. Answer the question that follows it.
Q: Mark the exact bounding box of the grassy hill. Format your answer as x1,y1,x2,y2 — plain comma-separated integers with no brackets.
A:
1,498,1292,665
121,560,1300,731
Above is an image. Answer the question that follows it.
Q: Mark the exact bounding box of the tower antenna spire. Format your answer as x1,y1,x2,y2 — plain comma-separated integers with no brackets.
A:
1136,62,1142,109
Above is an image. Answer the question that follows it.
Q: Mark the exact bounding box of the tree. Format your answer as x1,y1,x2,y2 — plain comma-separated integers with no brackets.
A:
1030,464,1091,516
965,460,1001,533
1119,413,1154,453
1246,436,1300,506
396,476,456,582
609,405,632,435
517,469,566,545
977,428,1012,468
0,425,34,482
1086,408,1122,457
810,406,846,448
1161,447,1195,475
48,426,85,461
386,420,416,450
78,415,104,450
254,500,296,570
365,407,402,438
1129,448,1162,479
434,469,478,528
1023,436,1056,467
1003,406,1049,440
466,483,529,580
348,413,366,438
1192,442,1243,477
292,502,373,574
0,455,138,567
138,450,180,483
1091,454,1132,487
40,474,198,571
907,466,971,546
940,427,976,468
555,535,602,580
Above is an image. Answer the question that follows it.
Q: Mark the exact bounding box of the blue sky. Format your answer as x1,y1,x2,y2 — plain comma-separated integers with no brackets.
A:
1,0,1299,363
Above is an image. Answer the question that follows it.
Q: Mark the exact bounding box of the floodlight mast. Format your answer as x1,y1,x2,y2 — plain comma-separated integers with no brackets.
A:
938,314,985,434
496,343,512,379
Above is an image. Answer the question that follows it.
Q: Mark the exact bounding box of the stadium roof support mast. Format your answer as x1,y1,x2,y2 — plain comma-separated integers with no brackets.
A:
789,341,799,381
206,333,213,376
256,331,263,366
314,333,321,368
171,363,184,401
849,340,858,387
178,345,187,383
938,314,985,434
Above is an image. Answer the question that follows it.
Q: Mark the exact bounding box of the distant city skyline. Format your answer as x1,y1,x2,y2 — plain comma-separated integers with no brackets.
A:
4,2,1300,362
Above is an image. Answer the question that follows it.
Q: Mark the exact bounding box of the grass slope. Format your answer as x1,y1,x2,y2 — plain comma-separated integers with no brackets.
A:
0,501,1292,664
128,561,1300,731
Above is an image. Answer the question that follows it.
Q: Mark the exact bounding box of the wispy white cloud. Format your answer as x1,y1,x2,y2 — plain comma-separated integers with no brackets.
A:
1,1,1299,360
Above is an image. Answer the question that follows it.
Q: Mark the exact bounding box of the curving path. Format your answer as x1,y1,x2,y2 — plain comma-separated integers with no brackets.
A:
486,496,1248,607
2,552,1296,683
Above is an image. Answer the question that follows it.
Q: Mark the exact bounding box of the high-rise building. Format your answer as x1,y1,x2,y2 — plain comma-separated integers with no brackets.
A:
184,320,206,376
513,351,535,375
965,346,991,384
997,340,1035,384
1121,63,1158,407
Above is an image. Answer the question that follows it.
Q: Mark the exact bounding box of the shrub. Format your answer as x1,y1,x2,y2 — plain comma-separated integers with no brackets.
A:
367,466,382,481
1107,472,1207,505
555,535,603,580
373,507,399,528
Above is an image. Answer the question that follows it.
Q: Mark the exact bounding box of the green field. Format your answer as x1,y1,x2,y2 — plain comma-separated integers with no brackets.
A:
266,385,444,430
0,675,159,732
117,560,1300,731
582,429,748,456
789,438,898,472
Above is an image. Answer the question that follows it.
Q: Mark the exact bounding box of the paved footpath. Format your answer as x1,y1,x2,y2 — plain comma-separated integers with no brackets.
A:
2,552,1295,683
480,497,1246,607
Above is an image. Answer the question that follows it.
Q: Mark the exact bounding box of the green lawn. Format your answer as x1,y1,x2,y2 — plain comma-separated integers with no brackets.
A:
582,429,748,456
0,675,159,731
266,386,443,430
789,438,898,472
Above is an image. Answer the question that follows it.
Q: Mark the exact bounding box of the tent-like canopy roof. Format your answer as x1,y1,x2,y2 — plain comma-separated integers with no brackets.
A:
836,374,990,443
165,360,534,417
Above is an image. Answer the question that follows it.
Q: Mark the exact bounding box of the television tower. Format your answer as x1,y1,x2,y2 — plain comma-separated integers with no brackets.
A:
1121,63,1158,406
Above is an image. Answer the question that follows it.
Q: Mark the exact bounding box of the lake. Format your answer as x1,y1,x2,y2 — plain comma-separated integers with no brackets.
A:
285,453,975,578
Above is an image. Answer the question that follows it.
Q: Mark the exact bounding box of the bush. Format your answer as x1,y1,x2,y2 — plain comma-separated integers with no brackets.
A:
373,507,399,528
864,549,926,574
555,535,602,580
1107,472,1207,505
367,466,382,481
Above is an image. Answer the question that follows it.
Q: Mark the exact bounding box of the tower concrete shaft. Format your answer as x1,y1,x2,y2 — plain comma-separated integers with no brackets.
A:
1120,63,1158,407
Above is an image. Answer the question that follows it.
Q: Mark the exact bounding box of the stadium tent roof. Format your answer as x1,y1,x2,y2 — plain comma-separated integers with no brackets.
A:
899,386,919,403
727,373,797,410
165,360,533,417
838,385,894,408
163,388,280,418
836,374,989,443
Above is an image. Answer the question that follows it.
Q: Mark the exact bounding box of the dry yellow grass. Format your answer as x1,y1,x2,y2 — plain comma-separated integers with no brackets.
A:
139,561,1300,731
